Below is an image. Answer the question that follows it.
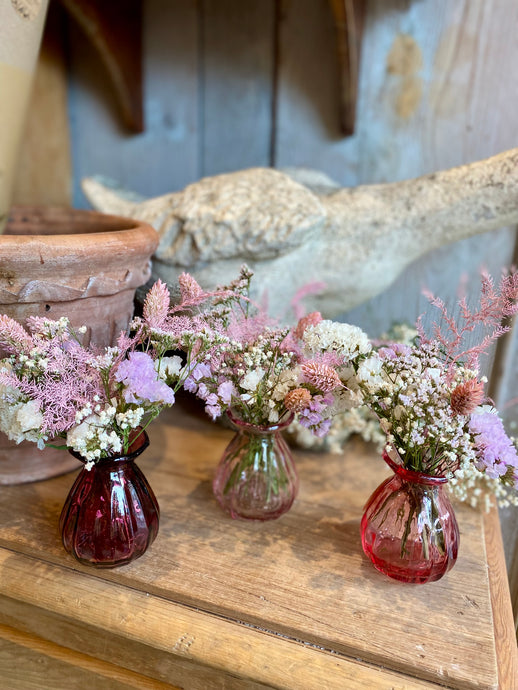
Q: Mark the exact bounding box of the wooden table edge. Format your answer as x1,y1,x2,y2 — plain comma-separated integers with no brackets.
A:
484,506,518,689
0,546,448,689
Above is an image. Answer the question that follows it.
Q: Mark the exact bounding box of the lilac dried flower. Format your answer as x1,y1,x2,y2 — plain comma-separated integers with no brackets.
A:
114,351,176,405
469,408,518,484
298,394,334,437
217,380,235,404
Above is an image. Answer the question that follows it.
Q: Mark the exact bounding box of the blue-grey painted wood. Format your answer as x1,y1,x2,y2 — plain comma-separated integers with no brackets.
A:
274,0,360,183
201,0,275,177
67,0,200,208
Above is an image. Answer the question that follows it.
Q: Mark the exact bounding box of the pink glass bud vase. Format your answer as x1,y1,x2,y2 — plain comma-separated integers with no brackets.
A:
213,410,298,521
360,450,459,584
59,430,159,568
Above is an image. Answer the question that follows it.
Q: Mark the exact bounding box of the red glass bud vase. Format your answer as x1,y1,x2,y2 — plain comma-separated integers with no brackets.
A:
213,410,298,521
360,450,459,584
59,430,159,568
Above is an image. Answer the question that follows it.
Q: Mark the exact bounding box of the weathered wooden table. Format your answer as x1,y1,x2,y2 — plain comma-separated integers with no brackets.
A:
0,404,516,689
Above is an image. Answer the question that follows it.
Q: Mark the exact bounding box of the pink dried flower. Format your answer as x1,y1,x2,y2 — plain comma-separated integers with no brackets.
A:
418,269,518,374
178,273,203,302
294,312,322,340
226,310,280,344
450,379,485,416
301,360,342,392
284,388,312,413
0,314,33,355
143,280,170,329
2,341,105,435
290,282,326,320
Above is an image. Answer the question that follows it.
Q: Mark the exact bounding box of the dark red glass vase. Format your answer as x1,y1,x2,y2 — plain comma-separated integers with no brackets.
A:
360,451,459,584
59,430,159,568
212,410,298,521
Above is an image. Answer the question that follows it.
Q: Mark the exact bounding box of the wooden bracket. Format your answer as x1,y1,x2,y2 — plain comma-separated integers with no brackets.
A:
56,0,144,133
53,0,363,138
328,0,366,136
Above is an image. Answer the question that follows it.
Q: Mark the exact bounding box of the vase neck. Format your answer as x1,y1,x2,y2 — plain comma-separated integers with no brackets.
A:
382,450,448,486
226,409,294,434
69,428,149,466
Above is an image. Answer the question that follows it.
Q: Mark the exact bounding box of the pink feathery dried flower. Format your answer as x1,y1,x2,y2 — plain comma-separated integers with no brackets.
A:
450,379,485,416
284,388,312,413
290,282,326,320
418,269,518,373
143,280,170,328
0,314,33,355
301,360,342,392
294,312,322,340
178,273,203,302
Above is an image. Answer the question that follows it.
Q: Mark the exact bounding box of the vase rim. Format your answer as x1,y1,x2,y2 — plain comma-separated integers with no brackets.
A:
68,428,150,465
226,408,294,433
382,449,449,485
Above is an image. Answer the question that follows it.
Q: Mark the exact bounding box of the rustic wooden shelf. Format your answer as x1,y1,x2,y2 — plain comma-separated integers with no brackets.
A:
0,404,516,689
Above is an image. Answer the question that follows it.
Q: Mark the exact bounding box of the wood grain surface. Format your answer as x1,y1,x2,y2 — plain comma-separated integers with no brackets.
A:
0,622,178,690
0,403,515,689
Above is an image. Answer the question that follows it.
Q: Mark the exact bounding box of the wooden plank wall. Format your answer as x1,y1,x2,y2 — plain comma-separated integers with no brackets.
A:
12,0,518,604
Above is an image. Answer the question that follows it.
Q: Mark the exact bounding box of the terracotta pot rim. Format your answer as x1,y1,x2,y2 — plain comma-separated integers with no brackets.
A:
2,205,158,251
0,206,159,301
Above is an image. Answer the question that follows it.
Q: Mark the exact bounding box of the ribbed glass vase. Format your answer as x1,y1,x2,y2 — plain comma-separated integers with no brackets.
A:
59,430,159,568
213,410,298,521
361,450,459,584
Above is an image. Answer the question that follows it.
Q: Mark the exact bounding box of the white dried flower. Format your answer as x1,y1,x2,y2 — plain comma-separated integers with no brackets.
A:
303,320,371,360
241,368,265,392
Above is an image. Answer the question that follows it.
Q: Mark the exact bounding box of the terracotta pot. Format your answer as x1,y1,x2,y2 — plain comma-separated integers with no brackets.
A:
0,205,158,484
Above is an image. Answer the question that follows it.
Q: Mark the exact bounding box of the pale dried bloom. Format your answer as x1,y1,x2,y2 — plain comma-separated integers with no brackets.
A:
143,279,170,329
301,360,342,392
0,399,44,446
450,379,485,416
284,388,312,413
294,312,322,340
356,353,384,393
155,355,183,380
303,320,371,359
271,368,300,401
178,272,203,302
241,368,265,392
